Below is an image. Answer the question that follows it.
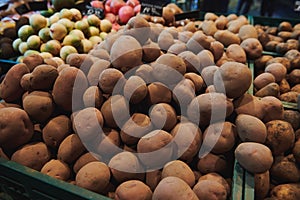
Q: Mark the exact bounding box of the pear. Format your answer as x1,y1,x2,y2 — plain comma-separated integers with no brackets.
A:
38,27,51,42
29,14,47,32
100,19,112,33
69,29,85,40
60,45,77,60
87,26,100,37
70,8,82,21
75,20,89,32
57,18,75,32
40,43,47,52
59,8,73,20
87,14,101,27
39,52,53,59
89,36,102,47
18,42,28,54
24,50,40,57
81,39,93,53
18,25,34,41
27,35,41,50
100,32,108,40
44,40,61,56
62,34,81,47
12,38,22,52
49,13,60,25
49,23,67,41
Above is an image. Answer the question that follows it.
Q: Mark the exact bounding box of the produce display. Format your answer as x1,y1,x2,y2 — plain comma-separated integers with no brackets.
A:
0,5,300,200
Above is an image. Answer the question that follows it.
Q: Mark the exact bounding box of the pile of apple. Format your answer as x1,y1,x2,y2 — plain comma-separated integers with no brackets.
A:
91,0,141,25
13,8,114,62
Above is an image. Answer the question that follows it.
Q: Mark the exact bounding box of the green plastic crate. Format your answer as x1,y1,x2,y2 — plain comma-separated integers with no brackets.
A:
252,16,300,27
0,158,110,200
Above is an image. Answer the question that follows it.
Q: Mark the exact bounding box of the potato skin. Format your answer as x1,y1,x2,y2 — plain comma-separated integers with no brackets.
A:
152,176,199,200
214,30,241,46
0,63,29,102
73,152,98,174
240,38,263,59
270,183,300,200
265,63,287,83
197,153,227,174
28,64,58,90
41,159,71,181
235,142,273,173
149,103,177,131
254,72,276,90
193,180,227,200
11,142,51,171
198,173,230,195
76,161,111,193
255,171,270,200
0,107,34,150
115,180,152,200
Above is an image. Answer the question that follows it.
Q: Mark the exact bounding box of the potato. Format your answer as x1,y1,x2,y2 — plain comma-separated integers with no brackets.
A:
255,56,274,73
265,41,280,52
215,15,228,30
172,79,196,107
292,84,300,93
42,115,71,149
171,122,202,162
41,159,71,181
115,180,152,200
284,110,300,130
210,41,224,61
57,134,86,164
276,42,292,54
152,176,199,200
123,76,148,104
137,130,174,168
235,142,273,173
120,113,153,146
87,59,110,86
135,64,154,83
227,15,248,33
280,91,299,103
183,21,197,33
157,30,174,51
124,15,151,45
146,170,161,191
200,65,219,86
270,183,300,200
11,142,51,171
178,51,200,73
83,86,104,109
152,54,186,85
265,63,287,83
178,31,193,43
23,91,55,123
96,127,121,159
238,24,258,40
255,171,270,200
214,62,252,99
202,20,218,36
184,73,205,93
193,180,227,200
186,31,211,54
197,153,227,174
278,31,292,41
110,35,143,72
90,49,110,61
199,173,230,195
236,114,267,143
76,161,110,193
288,69,300,86
73,152,98,173
293,138,300,163
187,93,234,127
142,41,161,62
214,30,240,46
149,103,177,131
204,12,218,21
197,50,215,71
265,120,295,156
260,96,284,123
225,44,246,63
162,160,195,187
258,31,271,47
98,68,125,94
147,82,172,104
285,49,300,70
56,64,70,73
72,107,104,143
100,95,129,128
202,122,236,154
279,78,291,93
255,82,280,98
278,21,293,32
254,72,276,90
0,63,29,102
270,155,300,184
22,54,44,72
267,57,291,73
240,38,263,59
167,41,187,55
108,152,144,183
52,67,88,112
0,107,33,150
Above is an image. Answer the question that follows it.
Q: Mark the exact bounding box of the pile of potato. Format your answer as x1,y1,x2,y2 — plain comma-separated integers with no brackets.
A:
0,12,299,200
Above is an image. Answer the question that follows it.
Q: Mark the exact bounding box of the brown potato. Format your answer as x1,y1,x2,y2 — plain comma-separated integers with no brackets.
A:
135,64,154,83
225,44,246,63
99,68,125,94
215,15,228,30
90,49,110,61
265,63,287,82
142,41,161,62
76,161,110,193
178,31,193,43
204,12,218,21
278,31,292,41
157,30,174,51
193,180,227,200
293,138,300,163
187,31,211,54
265,40,280,52
280,91,299,103
172,79,195,106
57,134,86,164
267,57,291,73
210,41,224,61
214,30,241,46
41,159,71,181
288,69,300,86
255,82,280,98
236,114,267,143
23,91,55,123
285,49,300,70
270,183,300,200
202,20,218,36
238,24,258,40
255,55,273,73
83,86,104,109
184,72,205,93
96,128,121,159
42,115,71,149
214,62,252,99
202,121,236,154
123,76,148,104
279,78,291,93
284,110,300,130
254,72,276,90
255,171,270,200
197,50,215,72
234,94,265,120
265,120,295,156
240,38,263,59
115,180,152,200
87,59,110,86
200,65,219,86
153,176,198,200
147,82,172,104
0,63,29,102
149,103,177,131
291,84,300,93
22,54,44,72
197,153,227,174
199,173,230,195
11,142,51,171
146,170,161,191
260,96,284,123
227,15,248,33
235,142,273,173
124,15,151,45
73,152,98,173
178,51,200,73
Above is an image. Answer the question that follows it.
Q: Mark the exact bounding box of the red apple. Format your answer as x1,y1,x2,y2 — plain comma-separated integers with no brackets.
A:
134,4,141,14
112,23,121,31
105,0,112,13
105,13,117,23
91,0,104,9
126,0,140,8
118,5,134,24
110,0,126,15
